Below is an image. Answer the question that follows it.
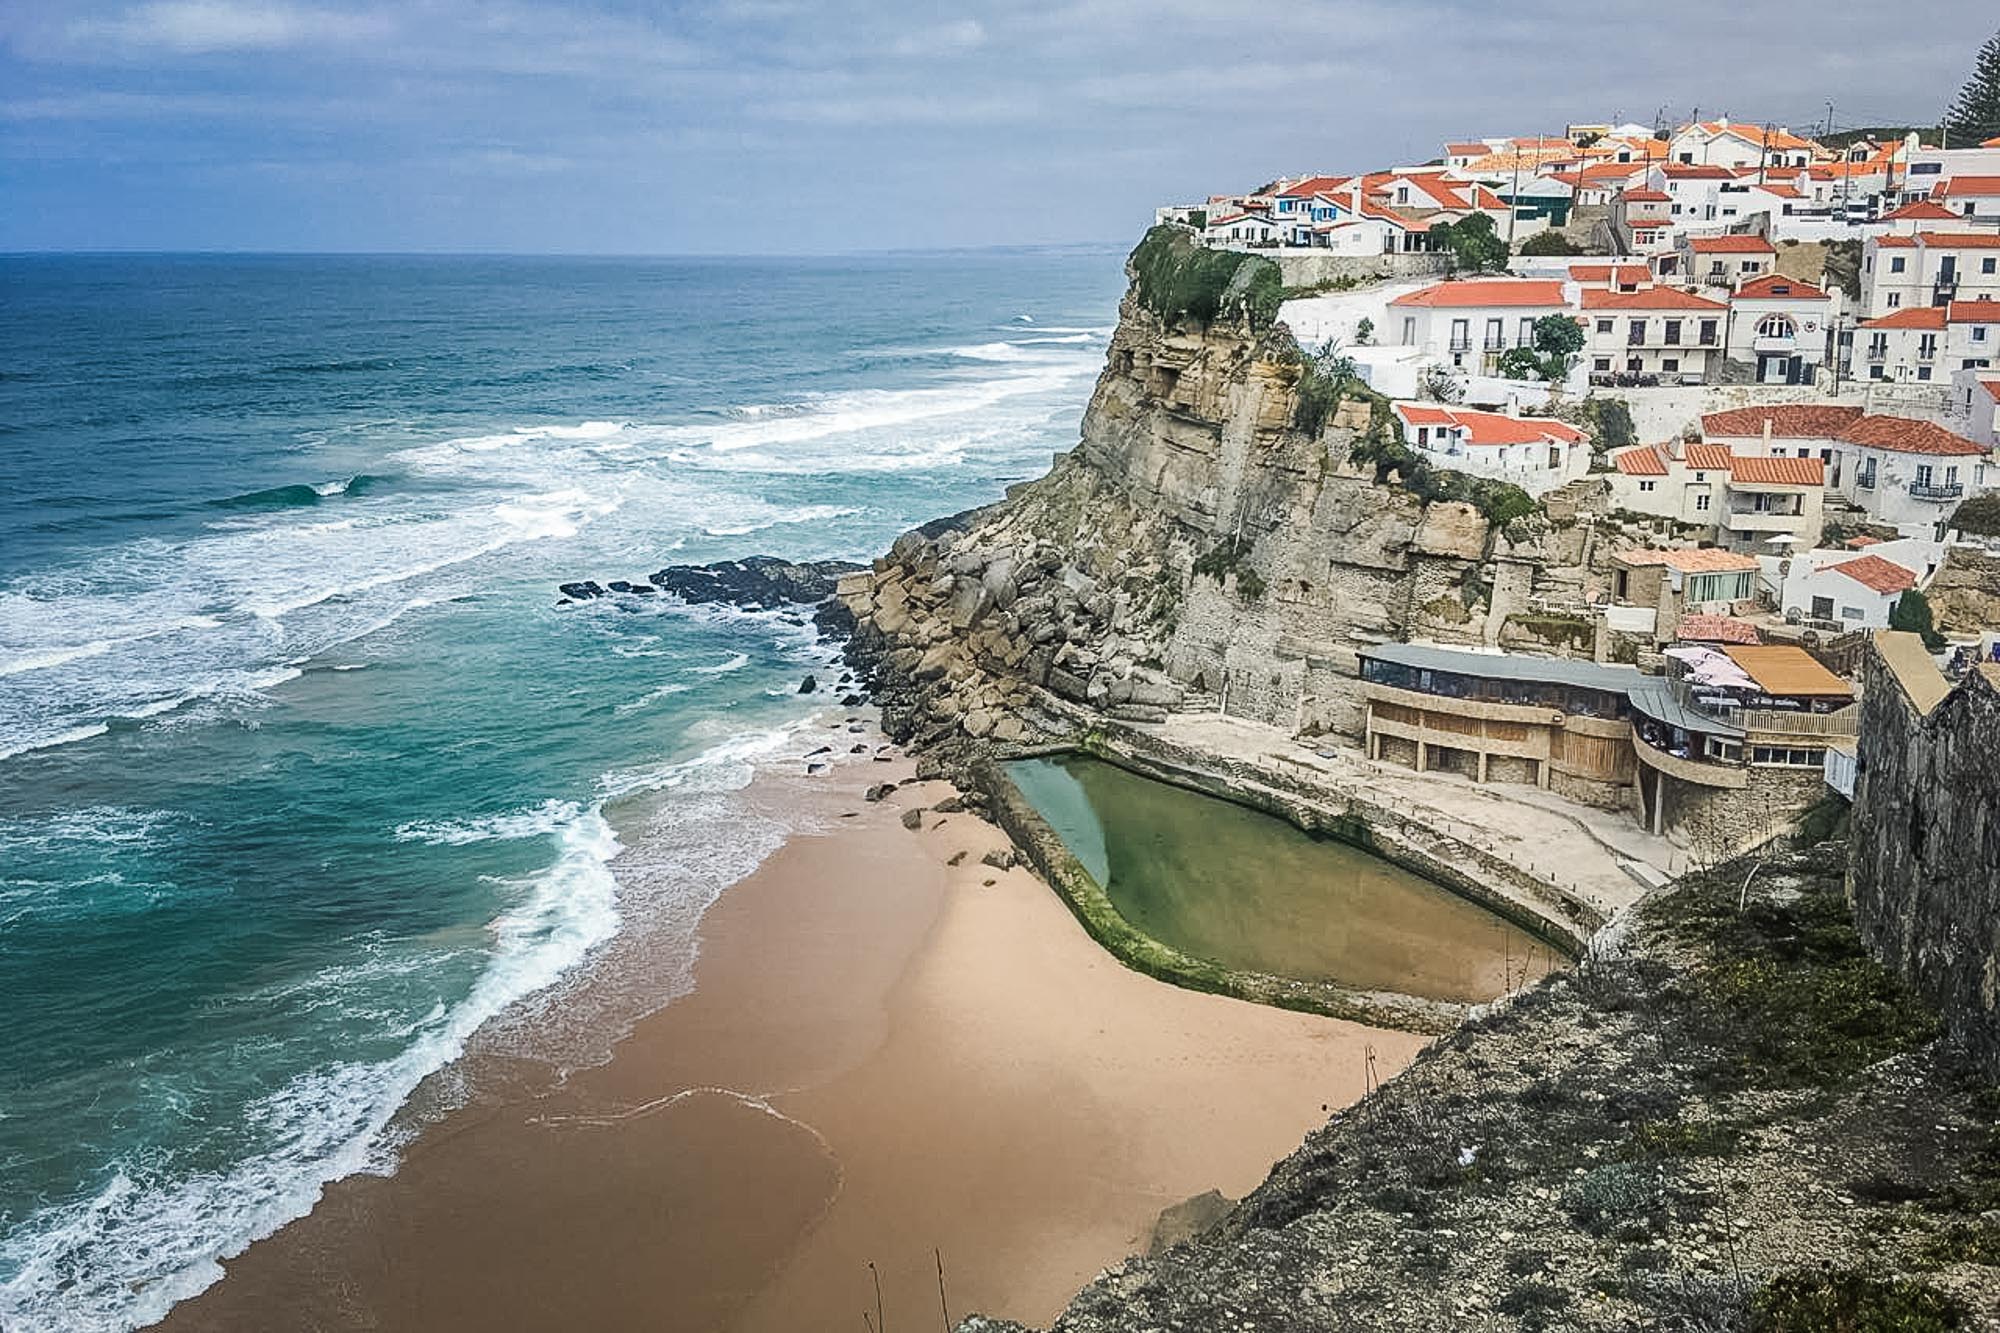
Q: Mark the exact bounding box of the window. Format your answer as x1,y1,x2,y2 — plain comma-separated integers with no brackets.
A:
1919,366,1933,381
1593,357,1611,371
1811,595,1833,618
1638,480,1657,492
1750,745,1827,767
1416,427,1430,445
1984,258,1997,274
1664,319,1682,345
1916,464,1934,487
1890,256,1907,273
1596,318,1614,334
1485,317,1504,349
1756,314,1796,339
1695,492,1710,510
1698,319,1719,345
1888,292,1902,308
1520,316,1535,346
1912,162,1941,174
1450,318,1469,349
1976,326,1990,344
1403,317,1416,343
1663,358,1680,372
1947,465,1959,486
1705,737,1742,762
1628,318,1647,345
1859,458,1877,488
1840,605,1865,621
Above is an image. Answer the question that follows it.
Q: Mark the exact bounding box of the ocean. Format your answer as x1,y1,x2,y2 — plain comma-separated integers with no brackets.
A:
0,250,1125,1332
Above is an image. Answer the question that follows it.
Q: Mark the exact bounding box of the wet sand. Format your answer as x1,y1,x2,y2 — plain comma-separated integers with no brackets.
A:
161,755,1427,1332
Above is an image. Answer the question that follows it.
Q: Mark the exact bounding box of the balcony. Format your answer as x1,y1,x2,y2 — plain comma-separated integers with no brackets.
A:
1700,272,1734,288
1723,509,1808,533
1909,480,1965,502
1753,334,1799,353
1935,279,1959,304
1865,345,1888,362
1448,336,1472,352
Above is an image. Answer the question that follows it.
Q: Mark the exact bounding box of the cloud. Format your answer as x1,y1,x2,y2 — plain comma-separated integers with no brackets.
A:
890,18,986,58
76,1,390,54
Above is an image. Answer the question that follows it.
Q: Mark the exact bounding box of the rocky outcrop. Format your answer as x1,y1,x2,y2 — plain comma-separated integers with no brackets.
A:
842,276,1603,761
1927,544,2000,637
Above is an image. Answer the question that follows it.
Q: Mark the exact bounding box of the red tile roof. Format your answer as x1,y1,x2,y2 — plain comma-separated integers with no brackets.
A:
1859,306,1948,330
1733,274,1826,301
1936,176,2000,197
1662,164,1735,180
1837,415,1988,457
1828,554,1917,595
1446,142,1490,156
1949,299,2000,324
1874,234,1919,247
1393,404,1586,447
1616,547,1761,572
1685,443,1733,471
1389,279,1569,308
1701,405,1865,438
1572,264,1651,284
1729,455,1824,486
1919,231,2000,249
1622,188,1671,202
1880,200,1961,222
1612,445,1668,475
1688,234,1777,253
1275,175,1353,198
1579,287,1728,311
1675,614,1762,645
1845,535,1884,547
1981,378,2000,403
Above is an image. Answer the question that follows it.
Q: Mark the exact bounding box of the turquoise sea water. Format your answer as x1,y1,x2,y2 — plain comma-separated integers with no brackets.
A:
0,251,1124,1331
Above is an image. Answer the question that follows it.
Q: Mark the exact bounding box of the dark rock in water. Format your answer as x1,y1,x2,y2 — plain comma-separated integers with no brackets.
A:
806,745,832,757
900,808,926,830
841,694,865,707
799,675,818,694
608,580,633,593
629,584,657,595
807,762,828,775
558,581,606,601
650,555,863,612
864,782,897,802
556,598,573,606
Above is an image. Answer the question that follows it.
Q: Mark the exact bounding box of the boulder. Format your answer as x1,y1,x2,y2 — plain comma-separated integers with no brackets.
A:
798,675,818,694
900,808,926,830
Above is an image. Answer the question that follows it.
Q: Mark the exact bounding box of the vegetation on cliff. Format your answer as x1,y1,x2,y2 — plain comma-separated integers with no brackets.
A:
1130,224,1283,331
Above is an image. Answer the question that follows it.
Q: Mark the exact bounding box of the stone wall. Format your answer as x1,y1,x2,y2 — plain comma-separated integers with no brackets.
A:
1849,653,2000,1077
1928,543,2000,635
1272,251,1449,289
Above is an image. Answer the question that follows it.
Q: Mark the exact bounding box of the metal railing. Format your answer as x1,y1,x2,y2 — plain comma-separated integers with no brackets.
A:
1909,480,1964,501
1664,674,1859,738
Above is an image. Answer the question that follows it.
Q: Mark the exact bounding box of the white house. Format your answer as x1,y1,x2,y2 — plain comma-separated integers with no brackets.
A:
1390,403,1588,494
1669,121,1823,171
1902,141,2000,202
1609,439,1825,549
1580,286,1728,382
1953,369,2000,447
1725,273,1832,385
1933,175,2000,222
1652,163,1737,229
1203,211,1279,247
1674,233,1778,291
1861,232,2000,317
1781,552,1917,630
1829,415,1995,538
1384,278,1572,373
1611,188,1674,253
1857,298,2000,383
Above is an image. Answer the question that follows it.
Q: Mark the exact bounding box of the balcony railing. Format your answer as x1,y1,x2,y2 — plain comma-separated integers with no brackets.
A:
1448,336,1472,351
1909,481,1965,501
1753,334,1799,353
1664,675,1859,738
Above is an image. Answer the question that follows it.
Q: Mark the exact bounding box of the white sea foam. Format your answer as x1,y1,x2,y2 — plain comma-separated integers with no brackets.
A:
613,682,692,715
671,371,1083,453
701,503,859,537
0,802,623,1333
687,652,750,675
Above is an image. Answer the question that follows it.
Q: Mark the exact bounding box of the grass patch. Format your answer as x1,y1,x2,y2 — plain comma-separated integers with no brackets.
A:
1130,225,1283,331
1619,1117,1744,1162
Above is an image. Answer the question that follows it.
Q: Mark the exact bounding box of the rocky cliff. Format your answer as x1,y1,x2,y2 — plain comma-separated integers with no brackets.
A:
843,253,1606,754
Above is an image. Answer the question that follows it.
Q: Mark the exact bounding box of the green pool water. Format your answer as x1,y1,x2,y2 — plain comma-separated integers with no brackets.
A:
1007,755,1560,1005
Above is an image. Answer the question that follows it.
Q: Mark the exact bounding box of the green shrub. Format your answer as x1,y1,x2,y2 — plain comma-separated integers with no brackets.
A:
1750,1268,1964,1331
1561,1162,1663,1237
1889,589,1946,651
1518,230,1581,256
1129,225,1283,330
1949,491,2000,538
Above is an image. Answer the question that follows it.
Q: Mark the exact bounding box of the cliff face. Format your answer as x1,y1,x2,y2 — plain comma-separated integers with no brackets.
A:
844,279,1595,747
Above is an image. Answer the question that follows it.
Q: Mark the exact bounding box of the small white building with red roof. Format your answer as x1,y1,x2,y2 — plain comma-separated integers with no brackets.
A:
1384,278,1572,372
1579,286,1728,382
1725,274,1833,385
1781,546,1939,632
1862,231,2000,318
1671,232,1778,291
1390,403,1588,493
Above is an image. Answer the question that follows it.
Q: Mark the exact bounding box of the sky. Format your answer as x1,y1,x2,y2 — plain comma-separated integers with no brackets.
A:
0,1,1994,254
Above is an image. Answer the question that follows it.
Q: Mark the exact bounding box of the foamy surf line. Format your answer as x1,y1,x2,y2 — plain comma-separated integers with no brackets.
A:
0,721,835,1333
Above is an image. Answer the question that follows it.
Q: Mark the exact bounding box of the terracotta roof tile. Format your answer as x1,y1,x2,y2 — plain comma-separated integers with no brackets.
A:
1733,274,1826,301
1874,234,1919,247
1860,306,1948,330
1949,299,2000,324
1685,443,1733,470
1919,231,2000,249
1389,279,1569,308
1701,405,1865,438
1688,234,1776,253
1613,445,1668,475
1615,547,1761,572
1579,288,1728,311
1622,188,1671,202
1394,404,1585,447
1880,200,1961,221
1827,554,1918,595
1837,415,1988,457
1935,176,2000,197
1729,455,1824,485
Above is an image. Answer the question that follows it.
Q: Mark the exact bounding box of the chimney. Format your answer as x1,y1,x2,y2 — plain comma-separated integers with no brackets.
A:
1763,418,1774,454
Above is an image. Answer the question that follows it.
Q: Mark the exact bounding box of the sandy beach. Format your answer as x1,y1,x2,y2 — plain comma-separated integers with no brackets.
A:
160,739,1426,1331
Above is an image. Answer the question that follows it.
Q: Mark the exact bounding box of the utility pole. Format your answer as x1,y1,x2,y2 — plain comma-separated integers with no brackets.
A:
1758,122,1772,186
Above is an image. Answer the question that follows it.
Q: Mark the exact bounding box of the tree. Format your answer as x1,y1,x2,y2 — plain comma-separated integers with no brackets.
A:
1430,213,1509,273
1518,230,1581,257
1354,316,1374,346
1418,363,1465,403
1496,346,1544,380
1890,589,1946,652
1530,312,1584,375
1944,28,2000,147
